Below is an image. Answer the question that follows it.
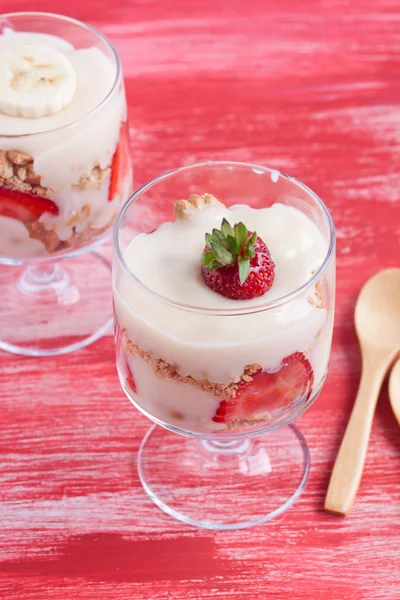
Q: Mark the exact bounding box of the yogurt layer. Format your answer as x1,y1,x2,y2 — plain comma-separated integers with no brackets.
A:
114,202,332,384
125,354,225,432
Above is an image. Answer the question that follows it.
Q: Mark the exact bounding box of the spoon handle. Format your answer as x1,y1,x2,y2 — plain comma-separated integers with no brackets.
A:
325,357,385,515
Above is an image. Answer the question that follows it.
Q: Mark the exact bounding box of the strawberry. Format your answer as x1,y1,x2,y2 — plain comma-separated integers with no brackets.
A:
213,352,314,424
125,365,137,394
0,186,59,223
201,218,275,300
108,124,131,202
114,321,137,394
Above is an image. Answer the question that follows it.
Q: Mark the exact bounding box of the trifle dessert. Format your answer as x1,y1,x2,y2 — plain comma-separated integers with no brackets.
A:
114,190,334,435
0,13,133,357
113,162,335,529
0,21,132,260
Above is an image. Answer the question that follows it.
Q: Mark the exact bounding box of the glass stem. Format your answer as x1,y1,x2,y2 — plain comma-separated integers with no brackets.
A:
202,438,251,456
18,263,69,295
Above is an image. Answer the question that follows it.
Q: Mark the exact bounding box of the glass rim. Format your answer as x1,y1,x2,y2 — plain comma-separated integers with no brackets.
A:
0,11,121,138
114,161,336,316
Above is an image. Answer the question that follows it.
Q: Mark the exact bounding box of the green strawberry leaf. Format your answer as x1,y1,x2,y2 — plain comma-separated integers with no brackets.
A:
234,222,248,246
201,251,214,267
210,242,234,266
205,259,220,272
205,233,213,248
226,234,240,255
212,229,226,245
238,256,250,284
249,231,257,246
221,218,234,238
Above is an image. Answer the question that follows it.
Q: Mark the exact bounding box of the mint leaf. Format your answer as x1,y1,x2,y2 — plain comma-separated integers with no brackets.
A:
238,256,250,284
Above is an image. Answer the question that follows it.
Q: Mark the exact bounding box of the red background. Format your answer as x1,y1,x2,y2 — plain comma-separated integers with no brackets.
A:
1,1,400,598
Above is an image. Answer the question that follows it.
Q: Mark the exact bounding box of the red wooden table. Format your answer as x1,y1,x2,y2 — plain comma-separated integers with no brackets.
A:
1,1,400,598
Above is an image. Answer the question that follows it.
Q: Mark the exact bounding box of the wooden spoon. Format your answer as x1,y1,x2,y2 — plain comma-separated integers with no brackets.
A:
389,358,400,426
325,268,400,515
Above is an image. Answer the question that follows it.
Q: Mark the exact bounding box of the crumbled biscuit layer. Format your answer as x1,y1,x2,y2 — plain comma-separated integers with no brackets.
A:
308,267,325,308
0,150,51,198
124,335,261,400
26,222,63,254
0,149,114,254
73,165,111,191
65,204,92,228
63,216,115,247
173,193,224,220
26,213,116,254
225,415,272,431
308,280,324,308
0,149,110,198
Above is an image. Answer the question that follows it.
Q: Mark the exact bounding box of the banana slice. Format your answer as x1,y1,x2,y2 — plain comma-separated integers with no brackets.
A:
0,44,77,119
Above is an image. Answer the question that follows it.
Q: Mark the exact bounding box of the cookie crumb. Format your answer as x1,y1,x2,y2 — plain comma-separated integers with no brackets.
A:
170,410,185,421
7,150,32,166
73,164,110,190
308,280,324,308
173,193,224,220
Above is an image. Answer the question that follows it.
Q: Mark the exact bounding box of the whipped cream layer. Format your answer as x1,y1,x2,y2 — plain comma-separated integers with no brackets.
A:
114,203,331,384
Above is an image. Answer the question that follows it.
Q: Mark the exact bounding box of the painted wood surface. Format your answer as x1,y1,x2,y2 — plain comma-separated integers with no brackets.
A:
1,0,400,598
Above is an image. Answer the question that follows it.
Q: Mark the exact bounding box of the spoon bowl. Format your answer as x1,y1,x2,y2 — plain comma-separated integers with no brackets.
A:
389,358,400,427
325,268,400,515
355,269,400,350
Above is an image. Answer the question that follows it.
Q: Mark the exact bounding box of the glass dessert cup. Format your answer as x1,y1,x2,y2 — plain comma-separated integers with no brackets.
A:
0,12,133,356
113,161,336,530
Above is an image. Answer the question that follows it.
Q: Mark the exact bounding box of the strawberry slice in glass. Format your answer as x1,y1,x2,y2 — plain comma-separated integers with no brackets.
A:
0,187,59,222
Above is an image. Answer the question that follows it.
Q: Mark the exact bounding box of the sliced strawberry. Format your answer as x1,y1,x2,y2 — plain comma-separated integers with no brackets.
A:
213,352,314,424
114,321,137,394
108,124,131,201
108,144,121,202
0,186,59,223
125,367,137,394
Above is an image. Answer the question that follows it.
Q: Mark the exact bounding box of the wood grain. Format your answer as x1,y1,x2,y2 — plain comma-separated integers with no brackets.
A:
1,0,400,598
326,269,400,515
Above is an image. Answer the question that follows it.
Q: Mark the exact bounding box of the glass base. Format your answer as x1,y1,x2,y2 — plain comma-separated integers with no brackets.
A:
0,251,112,356
138,424,310,530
